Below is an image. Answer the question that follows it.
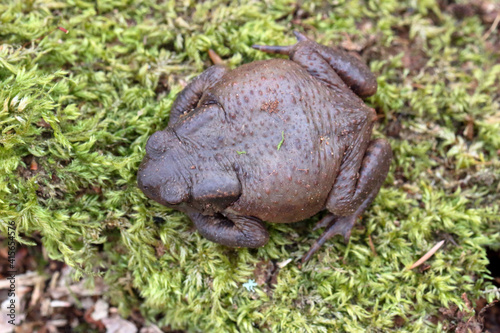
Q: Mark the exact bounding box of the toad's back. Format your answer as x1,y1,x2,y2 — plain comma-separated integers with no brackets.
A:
208,59,372,223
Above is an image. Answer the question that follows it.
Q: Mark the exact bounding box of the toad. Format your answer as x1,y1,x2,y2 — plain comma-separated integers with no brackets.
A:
138,31,392,262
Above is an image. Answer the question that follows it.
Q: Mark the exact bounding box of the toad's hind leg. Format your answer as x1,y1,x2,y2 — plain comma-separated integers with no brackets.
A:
301,139,392,263
253,31,377,98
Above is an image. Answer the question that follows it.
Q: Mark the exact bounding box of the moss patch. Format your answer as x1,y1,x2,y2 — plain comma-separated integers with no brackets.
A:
1,0,499,331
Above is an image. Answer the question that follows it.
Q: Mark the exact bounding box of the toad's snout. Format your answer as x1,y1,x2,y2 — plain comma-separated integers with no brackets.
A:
137,129,190,206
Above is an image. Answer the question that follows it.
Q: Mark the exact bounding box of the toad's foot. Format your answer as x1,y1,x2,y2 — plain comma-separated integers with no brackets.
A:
301,213,358,263
312,214,336,231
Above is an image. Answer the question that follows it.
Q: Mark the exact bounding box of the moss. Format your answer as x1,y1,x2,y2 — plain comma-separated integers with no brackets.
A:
277,130,285,151
1,0,499,331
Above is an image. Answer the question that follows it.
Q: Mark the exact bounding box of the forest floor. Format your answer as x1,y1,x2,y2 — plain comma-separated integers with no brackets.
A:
1,0,499,332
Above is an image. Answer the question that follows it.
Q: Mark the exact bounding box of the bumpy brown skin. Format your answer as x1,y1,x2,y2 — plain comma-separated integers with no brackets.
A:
137,32,392,262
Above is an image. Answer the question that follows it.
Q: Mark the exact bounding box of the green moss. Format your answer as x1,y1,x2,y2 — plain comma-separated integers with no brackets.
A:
277,130,285,151
1,0,499,331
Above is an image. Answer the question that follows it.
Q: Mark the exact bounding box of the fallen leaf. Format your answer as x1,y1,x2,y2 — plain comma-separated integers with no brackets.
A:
91,299,109,321
102,316,138,333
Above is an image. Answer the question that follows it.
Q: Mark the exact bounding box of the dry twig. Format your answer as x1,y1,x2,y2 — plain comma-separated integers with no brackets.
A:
408,240,445,270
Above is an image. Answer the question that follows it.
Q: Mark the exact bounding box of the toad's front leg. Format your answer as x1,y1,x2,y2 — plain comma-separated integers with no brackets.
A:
188,212,269,248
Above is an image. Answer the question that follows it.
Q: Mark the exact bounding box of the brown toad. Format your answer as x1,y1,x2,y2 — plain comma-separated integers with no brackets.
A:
138,32,392,262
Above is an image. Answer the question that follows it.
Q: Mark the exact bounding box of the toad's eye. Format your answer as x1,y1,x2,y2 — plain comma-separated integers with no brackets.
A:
174,100,223,137
202,99,218,106
195,98,217,108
